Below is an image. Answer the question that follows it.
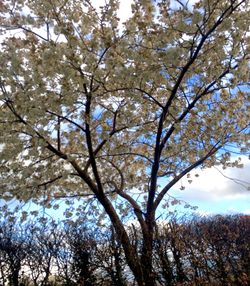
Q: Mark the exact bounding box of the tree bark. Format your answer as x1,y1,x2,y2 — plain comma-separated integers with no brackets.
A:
97,193,145,286
140,215,156,286
9,261,20,286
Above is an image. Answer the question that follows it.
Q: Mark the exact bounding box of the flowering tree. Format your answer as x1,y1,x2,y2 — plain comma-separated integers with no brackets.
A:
0,0,249,285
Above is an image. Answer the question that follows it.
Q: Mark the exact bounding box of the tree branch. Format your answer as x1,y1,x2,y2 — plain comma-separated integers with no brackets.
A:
153,143,222,211
105,159,148,234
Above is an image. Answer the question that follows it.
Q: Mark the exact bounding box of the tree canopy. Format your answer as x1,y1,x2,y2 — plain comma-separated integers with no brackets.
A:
0,0,249,285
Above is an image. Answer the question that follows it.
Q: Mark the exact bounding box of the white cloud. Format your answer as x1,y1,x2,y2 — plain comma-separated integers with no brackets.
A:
193,210,212,217
172,156,250,203
91,0,134,29
242,209,250,215
117,0,134,24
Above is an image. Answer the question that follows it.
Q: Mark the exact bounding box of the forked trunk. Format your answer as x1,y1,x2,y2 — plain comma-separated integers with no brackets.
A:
97,194,145,285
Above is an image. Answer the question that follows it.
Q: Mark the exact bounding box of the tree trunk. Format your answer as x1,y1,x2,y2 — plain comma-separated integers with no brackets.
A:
76,251,94,286
140,217,156,286
111,232,126,286
9,262,20,286
141,247,155,286
97,193,145,286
